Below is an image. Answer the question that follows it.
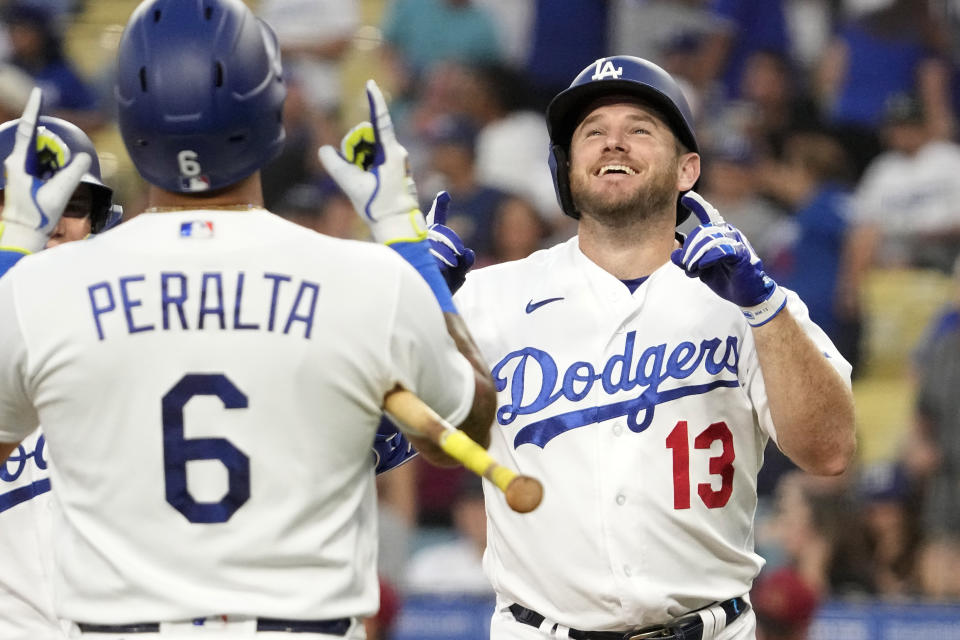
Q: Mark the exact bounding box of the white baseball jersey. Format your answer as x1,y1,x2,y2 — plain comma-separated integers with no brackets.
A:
0,209,476,625
455,237,851,631
0,428,63,640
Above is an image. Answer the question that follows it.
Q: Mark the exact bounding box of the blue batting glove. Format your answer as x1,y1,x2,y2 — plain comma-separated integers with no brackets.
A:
425,190,475,294
372,415,417,473
671,191,786,326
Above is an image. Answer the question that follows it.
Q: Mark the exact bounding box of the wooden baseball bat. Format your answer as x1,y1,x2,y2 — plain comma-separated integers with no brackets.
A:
383,388,543,513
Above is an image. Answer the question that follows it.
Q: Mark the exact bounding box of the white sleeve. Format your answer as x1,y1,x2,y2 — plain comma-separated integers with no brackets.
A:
387,264,476,429
741,289,852,445
0,275,39,443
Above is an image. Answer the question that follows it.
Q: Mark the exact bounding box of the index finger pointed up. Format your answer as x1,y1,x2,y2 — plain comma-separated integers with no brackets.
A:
681,190,725,226
426,190,451,226
365,79,398,150
11,87,42,174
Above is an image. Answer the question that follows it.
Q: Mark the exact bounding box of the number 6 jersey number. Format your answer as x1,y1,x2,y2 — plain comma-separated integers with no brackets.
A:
162,373,250,523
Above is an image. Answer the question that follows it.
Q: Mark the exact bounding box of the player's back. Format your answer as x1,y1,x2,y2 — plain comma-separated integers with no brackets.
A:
1,209,446,624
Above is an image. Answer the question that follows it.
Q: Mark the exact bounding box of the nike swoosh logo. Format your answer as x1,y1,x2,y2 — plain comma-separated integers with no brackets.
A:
525,297,564,314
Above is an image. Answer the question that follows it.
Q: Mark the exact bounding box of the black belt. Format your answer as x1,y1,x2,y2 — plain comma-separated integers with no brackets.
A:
77,617,351,635
509,597,746,640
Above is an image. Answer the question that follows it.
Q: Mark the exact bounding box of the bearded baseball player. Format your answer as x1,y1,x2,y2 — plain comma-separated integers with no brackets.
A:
424,56,856,639
0,92,121,640
0,1,495,639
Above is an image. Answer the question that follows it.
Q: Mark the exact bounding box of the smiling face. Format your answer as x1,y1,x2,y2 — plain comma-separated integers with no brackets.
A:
567,96,698,225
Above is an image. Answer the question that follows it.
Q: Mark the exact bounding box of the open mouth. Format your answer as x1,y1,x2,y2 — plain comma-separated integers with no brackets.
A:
595,164,637,177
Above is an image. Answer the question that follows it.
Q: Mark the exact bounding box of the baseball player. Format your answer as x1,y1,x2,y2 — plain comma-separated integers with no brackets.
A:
0,2,495,639
422,56,856,639
0,94,121,640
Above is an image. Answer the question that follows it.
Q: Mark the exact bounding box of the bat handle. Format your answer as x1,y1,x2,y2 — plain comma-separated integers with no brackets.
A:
439,429,515,490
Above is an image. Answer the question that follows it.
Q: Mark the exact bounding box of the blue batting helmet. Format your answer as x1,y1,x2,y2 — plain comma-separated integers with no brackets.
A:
0,116,119,233
115,0,286,194
546,56,699,224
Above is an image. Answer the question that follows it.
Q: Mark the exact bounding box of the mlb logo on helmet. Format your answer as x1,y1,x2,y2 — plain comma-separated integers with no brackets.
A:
180,221,214,238
177,150,211,192
179,175,211,191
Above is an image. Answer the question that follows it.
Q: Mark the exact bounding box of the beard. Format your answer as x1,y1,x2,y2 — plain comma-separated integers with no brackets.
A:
570,156,679,225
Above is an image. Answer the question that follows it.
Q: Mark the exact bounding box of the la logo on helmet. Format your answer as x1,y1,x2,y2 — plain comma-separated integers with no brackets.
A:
35,128,71,179
591,59,623,81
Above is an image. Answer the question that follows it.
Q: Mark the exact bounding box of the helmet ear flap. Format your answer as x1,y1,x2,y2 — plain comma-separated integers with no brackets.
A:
88,184,117,233
548,144,579,220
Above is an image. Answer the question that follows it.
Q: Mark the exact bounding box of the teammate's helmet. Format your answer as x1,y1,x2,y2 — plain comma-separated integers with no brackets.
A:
115,0,286,194
546,55,699,224
0,116,118,233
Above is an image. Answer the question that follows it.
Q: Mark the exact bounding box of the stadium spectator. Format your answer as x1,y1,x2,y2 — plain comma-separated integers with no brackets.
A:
911,254,960,373
363,577,401,640
768,471,875,597
840,93,960,326
403,475,492,595
905,260,960,600
692,0,791,100
472,0,534,68
781,0,837,73
380,0,503,102
735,50,821,155
485,195,549,266
457,63,562,226
521,0,609,109
609,0,715,67
377,459,418,593
814,0,954,174
857,462,922,597
419,113,509,258
409,457,466,529
0,63,32,122
256,0,358,129
261,80,321,210
760,129,860,369
2,2,102,130
272,182,361,240
751,567,820,640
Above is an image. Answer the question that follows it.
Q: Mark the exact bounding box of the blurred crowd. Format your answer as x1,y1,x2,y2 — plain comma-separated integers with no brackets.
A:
4,0,960,636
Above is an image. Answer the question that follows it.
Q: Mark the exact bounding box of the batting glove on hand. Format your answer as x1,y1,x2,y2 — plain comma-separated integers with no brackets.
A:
318,80,427,245
426,191,475,294
670,191,787,327
372,415,418,474
0,87,91,254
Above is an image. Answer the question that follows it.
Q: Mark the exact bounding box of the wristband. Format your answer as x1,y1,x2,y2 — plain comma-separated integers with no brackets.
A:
741,287,787,327
0,249,28,278
390,240,458,314
0,220,45,255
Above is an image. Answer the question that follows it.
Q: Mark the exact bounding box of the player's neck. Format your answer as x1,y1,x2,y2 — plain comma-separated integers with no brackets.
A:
577,214,676,280
145,173,265,212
